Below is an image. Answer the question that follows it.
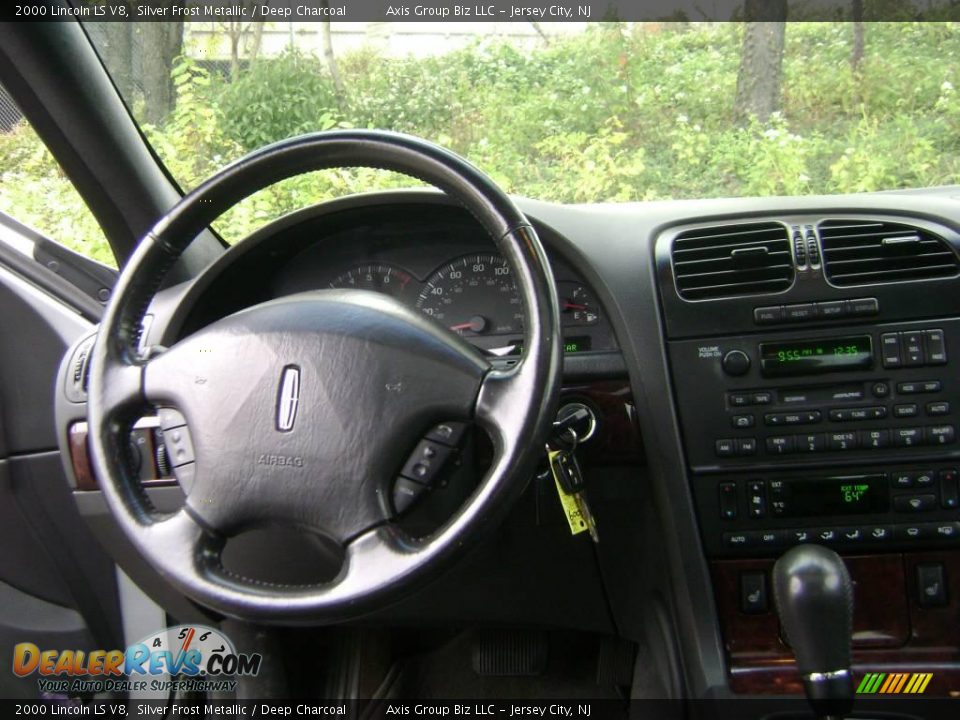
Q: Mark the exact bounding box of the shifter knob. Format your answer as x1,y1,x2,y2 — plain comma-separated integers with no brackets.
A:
773,544,854,718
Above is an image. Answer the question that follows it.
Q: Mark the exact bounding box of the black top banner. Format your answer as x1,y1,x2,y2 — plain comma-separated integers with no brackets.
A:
4,0,960,23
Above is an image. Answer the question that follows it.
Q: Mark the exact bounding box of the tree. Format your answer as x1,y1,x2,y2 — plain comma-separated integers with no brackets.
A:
733,0,788,124
319,1,345,105
851,0,866,72
138,17,184,126
87,21,134,102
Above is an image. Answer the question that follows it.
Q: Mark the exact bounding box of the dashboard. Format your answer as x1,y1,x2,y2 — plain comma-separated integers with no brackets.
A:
56,185,960,701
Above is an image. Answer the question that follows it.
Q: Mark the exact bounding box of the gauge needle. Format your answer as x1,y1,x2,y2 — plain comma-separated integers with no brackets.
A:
563,302,588,311
449,315,488,333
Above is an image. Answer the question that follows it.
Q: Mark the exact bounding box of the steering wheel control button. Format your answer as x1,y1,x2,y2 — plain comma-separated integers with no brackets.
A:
392,477,428,514
400,440,452,484
162,423,195,467
173,462,196,494
426,421,468,447
158,407,188,430
721,349,751,376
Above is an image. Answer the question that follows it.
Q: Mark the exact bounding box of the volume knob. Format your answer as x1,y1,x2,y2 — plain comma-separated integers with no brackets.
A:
722,350,751,376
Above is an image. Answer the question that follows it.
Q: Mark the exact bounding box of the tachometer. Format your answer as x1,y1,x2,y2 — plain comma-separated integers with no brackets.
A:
328,263,414,300
416,253,523,336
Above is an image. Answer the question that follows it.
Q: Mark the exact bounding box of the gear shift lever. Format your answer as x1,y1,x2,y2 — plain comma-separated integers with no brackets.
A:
773,545,854,719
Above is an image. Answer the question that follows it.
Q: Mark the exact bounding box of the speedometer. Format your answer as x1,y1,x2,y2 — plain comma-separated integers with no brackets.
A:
416,253,523,336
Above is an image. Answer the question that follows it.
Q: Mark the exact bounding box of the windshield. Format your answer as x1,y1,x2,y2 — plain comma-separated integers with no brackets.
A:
8,19,960,250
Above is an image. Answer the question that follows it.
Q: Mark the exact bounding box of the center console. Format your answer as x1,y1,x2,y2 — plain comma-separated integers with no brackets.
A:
656,213,960,695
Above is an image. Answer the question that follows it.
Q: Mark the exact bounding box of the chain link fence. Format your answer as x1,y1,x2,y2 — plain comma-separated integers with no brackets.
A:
0,83,23,133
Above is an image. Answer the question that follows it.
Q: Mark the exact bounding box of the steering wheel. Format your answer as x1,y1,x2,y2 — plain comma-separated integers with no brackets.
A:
86,131,561,623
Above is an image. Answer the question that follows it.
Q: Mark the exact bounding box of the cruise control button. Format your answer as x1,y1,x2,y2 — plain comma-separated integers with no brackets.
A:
392,477,428,514
162,424,195,467
925,425,956,446
400,440,453,483
173,462,196,494
893,494,937,512
893,427,923,447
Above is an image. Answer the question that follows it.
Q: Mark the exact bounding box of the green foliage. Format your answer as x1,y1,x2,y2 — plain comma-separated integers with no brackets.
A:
2,22,960,261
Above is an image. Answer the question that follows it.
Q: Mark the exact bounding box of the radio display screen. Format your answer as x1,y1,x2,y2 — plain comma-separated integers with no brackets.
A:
759,335,873,377
777,476,889,516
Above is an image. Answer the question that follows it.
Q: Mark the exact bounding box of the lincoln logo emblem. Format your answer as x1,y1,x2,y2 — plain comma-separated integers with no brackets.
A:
276,365,300,432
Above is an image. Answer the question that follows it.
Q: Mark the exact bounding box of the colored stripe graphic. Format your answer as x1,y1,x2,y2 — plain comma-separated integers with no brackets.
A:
856,672,932,694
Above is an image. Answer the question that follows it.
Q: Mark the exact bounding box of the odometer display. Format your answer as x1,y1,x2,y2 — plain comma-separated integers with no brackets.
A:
759,335,873,377
416,253,523,336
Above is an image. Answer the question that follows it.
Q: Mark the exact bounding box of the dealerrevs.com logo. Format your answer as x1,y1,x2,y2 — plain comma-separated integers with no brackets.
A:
12,625,262,694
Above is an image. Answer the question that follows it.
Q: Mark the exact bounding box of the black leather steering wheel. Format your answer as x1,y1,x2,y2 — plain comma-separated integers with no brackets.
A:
86,131,562,623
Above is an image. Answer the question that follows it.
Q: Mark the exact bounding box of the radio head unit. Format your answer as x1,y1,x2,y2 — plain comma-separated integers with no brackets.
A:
759,335,873,377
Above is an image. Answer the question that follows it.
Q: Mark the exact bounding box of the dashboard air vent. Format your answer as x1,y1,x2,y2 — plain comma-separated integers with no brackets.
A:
819,219,960,287
671,222,793,300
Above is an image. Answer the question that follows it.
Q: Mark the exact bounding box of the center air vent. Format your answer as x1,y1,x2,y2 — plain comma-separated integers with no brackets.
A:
671,222,793,300
819,219,960,287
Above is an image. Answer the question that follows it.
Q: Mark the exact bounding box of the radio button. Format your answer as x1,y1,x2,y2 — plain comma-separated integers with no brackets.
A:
831,406,887,422
897,381,921,394
849,297,879,316
754,306,783,325
722,350,751,376
765,411,821,426
881,333,903,369
752,391,774,405
925,424,956,446
860,429,890,449
894,403,919,418
784,303,816,322
925,329,947,365
737,438,758,456
732,414,755,429
891,471,914,489
796,433,826,453
817,300,847,319
828,431,858,451
893,494,937,512
729,392,751,407
940,469,958,509
715,439,736,457
927,401,951,416
872,381,891,398
766,436,795,455
893,427,924,447
903,332,926,366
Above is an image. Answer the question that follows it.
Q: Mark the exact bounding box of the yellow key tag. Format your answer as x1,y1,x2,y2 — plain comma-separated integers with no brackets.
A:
548,449,588,536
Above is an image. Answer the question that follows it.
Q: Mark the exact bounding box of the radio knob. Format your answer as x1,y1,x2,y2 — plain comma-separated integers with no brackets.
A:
722,349,751,376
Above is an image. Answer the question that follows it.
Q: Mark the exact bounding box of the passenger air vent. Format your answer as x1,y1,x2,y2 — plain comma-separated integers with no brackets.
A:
819,219,960,287
671,222,793,300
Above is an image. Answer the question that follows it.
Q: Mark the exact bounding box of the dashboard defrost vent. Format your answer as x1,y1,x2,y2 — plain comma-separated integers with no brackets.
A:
671,222,793,300
819,219,960,286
